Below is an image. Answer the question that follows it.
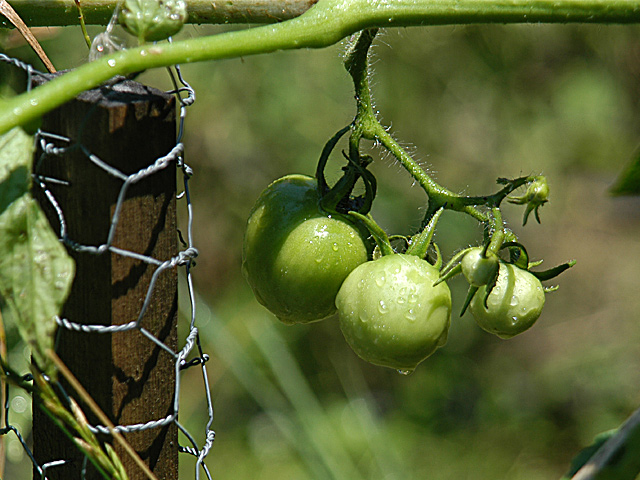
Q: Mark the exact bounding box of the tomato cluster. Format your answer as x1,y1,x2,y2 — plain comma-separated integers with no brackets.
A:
241,30,573,373
243,168,572,373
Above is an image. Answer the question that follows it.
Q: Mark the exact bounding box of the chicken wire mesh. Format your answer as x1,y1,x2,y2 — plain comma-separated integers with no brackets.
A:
0,51,214,480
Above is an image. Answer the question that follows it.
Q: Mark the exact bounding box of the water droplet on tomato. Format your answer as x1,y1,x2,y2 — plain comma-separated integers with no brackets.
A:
397,369,414,376
332,243,339,252
375,275,386,287
378,300,388,314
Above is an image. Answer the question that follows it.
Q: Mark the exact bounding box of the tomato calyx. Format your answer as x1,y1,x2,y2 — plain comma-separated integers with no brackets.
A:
499,242,576,282
315,124,377,216
507,175,549,226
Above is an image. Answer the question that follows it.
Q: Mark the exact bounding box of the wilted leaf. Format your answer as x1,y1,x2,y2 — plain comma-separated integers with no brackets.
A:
0,127,75,375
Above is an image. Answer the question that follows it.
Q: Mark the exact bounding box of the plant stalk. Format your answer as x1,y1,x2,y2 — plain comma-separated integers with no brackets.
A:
2,0,639,27
1,0,640,134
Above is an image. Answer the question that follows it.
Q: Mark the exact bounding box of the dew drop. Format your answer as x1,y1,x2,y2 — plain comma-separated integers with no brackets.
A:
332,242,339,252
375,275,386,287
397,369,414,376
408,294,418,303
511,316,518,325
510,296,518,306
405,309,416,321
315,256,323,264
107,58,117,67
397,296,406,304
378,300,388,314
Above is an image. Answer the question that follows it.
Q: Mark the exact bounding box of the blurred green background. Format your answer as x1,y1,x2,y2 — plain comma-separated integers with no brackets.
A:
2,19,640,480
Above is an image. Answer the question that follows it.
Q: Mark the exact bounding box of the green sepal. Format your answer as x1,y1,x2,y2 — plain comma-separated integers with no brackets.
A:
432,243,443,270
348,211,394,257
405,207,443,259
438,247,471,281
434,263,461,287
500,242,529,270
459,285,479,317
315,124,351,194
318,135,377,216
530,259,576,282
481,262,500,309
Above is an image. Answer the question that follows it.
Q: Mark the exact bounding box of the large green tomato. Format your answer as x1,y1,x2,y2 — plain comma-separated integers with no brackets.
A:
469,262,545,339
335,254,452,372
242,174,370,325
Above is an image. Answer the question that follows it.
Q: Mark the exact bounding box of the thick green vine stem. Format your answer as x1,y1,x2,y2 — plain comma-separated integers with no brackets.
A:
2,0,640,134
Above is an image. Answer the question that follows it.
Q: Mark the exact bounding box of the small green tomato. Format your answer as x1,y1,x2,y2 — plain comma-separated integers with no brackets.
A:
242,174,370,325
460,247,499,287
120,0,187,43
336,254,452,372
469,262,545,339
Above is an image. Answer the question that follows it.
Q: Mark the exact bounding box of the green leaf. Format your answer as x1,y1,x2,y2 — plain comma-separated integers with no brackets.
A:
561,407,640,480
611,149,640,195
561,430,617,479
0,128,75,376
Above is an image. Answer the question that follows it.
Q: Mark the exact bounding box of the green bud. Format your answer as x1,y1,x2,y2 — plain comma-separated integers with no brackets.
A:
120,0,187,43
508,175,549,225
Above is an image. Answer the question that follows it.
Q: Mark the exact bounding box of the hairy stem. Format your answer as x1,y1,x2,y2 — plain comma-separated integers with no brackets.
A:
2,0,640,134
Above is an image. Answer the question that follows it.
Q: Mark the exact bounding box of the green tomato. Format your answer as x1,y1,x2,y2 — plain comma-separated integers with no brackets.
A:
242,174,370,325
120,0,187,43
335,254,452,372
469,262,545,339
461,247,499,287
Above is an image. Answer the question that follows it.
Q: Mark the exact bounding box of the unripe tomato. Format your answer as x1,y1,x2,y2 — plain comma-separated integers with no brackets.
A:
335,254,452,371
242,175,370,325
461,247,499,287
469,262,545,339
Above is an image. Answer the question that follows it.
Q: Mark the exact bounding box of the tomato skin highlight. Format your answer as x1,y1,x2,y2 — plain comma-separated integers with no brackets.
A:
336,254,452,371
242,174,370,325
469,262,545,339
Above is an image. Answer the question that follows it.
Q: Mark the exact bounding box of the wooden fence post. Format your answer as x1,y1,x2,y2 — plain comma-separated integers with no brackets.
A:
31,77,178,479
